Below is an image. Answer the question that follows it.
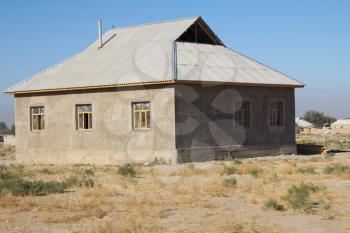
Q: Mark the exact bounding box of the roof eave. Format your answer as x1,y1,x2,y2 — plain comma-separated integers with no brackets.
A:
4,80,304,95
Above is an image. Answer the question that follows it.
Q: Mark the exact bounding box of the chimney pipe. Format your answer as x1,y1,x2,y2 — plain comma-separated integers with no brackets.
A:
98,19,103,48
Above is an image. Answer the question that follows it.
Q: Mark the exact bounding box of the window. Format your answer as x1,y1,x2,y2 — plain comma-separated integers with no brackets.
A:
132,102,151,129
31,106,45,131
270,101,284,127
235,101,250,127
76,105,92,130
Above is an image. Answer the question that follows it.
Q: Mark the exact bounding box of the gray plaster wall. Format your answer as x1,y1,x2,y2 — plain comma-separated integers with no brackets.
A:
174,85,296,162
15,86,176,165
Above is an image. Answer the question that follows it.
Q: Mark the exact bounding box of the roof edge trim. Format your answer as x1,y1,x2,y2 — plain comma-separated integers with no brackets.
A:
4,80,304,95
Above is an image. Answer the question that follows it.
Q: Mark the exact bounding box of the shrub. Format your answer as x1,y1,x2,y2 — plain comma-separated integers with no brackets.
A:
0,176,68,196
80,168,95,176
4,164,29,177
297,166,317,174
264,198,284,211
233,159,242,165
224,178,237,187
284,183,321,213
249,167,262,177
118,164,136,177
225,166,236,175
0,165,94,196
66,175,94,188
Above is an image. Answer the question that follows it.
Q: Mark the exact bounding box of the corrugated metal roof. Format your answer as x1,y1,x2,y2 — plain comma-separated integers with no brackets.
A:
295,118,315,128
176,42,303,87
331,119,350,126
4,16,303,94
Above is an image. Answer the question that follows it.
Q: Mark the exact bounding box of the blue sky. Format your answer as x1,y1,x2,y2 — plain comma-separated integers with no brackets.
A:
0,0,349,126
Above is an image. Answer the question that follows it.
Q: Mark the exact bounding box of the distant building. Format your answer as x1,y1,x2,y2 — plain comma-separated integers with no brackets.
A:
331,119,350,135
296,118,314,129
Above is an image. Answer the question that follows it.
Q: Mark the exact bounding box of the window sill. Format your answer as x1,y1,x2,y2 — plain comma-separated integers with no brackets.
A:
76,129,93,132
30,130,45,133
132,128,151,132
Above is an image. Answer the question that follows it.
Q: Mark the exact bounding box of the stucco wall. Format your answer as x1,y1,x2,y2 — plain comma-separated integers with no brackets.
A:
15,86,176,165
174,85,296,162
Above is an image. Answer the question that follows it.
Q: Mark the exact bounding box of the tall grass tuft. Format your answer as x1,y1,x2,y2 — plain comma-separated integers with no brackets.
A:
118,164,136,177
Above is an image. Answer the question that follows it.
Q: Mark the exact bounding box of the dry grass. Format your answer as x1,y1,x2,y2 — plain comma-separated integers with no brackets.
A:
218,218,280,233
0,194,17,208
81,186,118,198
0,144,15,157
1,153,350,233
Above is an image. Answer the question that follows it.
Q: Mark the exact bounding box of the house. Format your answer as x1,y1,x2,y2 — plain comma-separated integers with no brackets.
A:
4,17,304,164
295,117,315,134
331,119,350,135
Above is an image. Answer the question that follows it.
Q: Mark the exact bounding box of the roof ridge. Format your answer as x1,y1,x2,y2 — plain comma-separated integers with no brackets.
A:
111,16,200,31
227,47,304,87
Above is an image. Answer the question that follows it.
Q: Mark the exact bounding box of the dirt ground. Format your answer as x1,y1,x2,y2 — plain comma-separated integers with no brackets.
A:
1,150,350,233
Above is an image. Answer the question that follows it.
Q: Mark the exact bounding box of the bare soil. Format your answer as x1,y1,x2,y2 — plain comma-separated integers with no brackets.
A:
1,151,350,233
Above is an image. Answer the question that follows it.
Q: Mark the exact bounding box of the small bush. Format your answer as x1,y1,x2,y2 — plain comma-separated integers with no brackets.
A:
249,167,263,177
297,166,317,174
4,164,29,177
118,164,136,177
323,164,350,175
225,166,236,175
264,198,284,211
0,176,68,196
284,183,321,213
0,165,94,196
233,159,242,165
66,175,94,188
80,168,95,176
224,178,237,187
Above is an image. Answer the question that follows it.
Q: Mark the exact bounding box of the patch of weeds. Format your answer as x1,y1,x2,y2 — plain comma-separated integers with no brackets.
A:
263,173,279,184
0,144,15,157
323,164,350,175
0,165,94,196
4,164,29,177
39,168,55,174
0,176,69,196
66,175,94,188
224,165,237,175
118,164,136,177
297,166,317,174
264,198,285,211
283,183,323,213
147,157,168,166
80,168,95,176
224,178,237,187
249,167,263,177
233,159,242,165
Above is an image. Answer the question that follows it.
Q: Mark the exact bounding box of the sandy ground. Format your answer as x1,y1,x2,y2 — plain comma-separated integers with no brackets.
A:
1,153,350,233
